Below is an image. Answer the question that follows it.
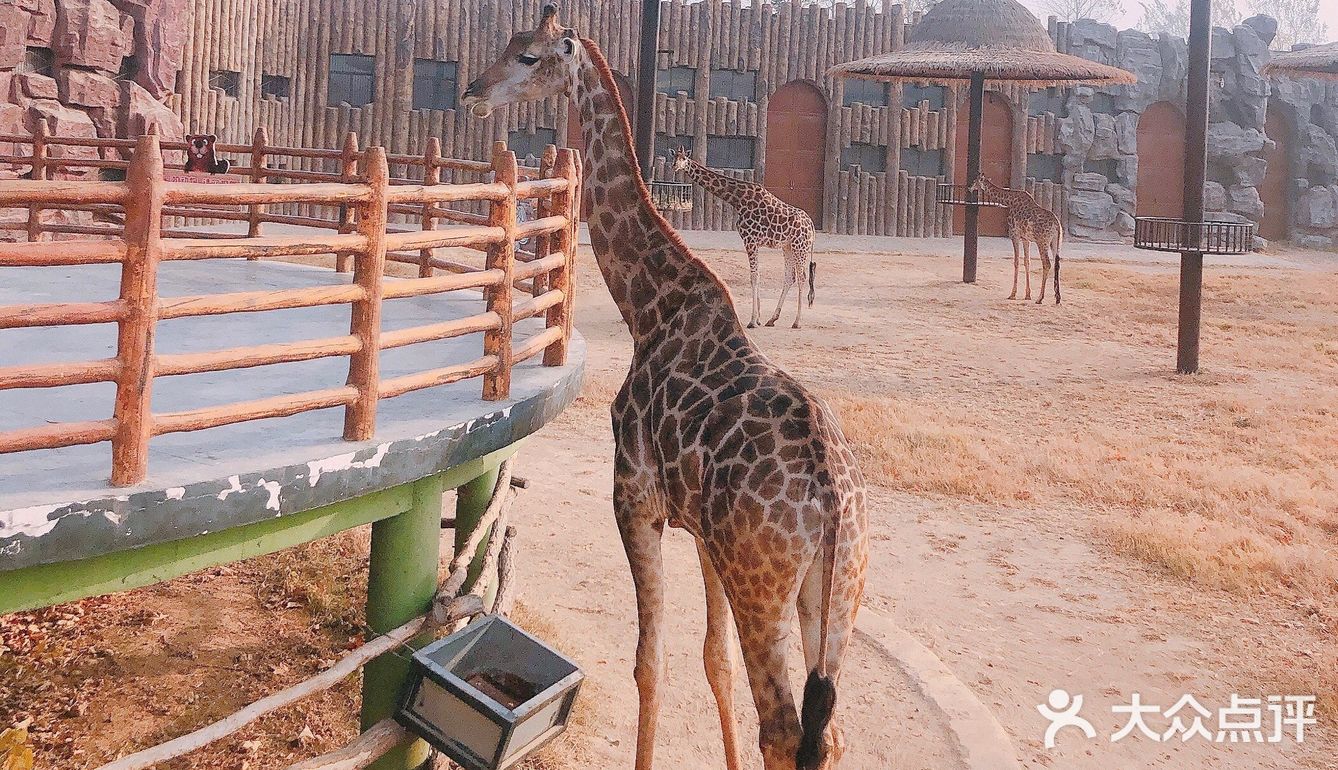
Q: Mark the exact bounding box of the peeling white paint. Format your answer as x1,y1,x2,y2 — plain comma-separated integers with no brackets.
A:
165,487,185,501
104,511,122,526
0,541,20,557
257,478,282,512
217,475,243,500
306,443,391,487
0,503,64,539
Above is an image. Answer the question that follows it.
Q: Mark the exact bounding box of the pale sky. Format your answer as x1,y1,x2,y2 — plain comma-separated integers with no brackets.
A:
1015,0,1338,43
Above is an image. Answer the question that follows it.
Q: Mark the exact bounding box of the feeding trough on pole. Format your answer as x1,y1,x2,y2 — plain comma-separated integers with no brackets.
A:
828,0,1135,284
399,615,583,770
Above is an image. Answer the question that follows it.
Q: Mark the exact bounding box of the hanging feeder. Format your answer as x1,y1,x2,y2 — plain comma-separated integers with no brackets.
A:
398,614,584,770
936,183,1006,208
650,180,694,212
1133,216,1255,255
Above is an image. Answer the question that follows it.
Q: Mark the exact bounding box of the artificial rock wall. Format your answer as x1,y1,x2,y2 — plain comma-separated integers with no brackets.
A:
1054,14,1338,247
0,0,186,178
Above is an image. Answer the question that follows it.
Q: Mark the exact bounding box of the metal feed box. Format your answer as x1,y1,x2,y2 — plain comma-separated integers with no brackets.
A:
398,614,584,770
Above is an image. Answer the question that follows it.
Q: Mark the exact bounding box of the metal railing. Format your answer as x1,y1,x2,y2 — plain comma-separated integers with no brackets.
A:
1133,216,1255,255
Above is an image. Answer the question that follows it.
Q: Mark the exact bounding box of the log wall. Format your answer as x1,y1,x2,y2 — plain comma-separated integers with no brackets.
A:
171,0,1067,238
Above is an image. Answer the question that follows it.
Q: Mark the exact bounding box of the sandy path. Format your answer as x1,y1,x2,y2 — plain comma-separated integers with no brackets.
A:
509,233,1331,769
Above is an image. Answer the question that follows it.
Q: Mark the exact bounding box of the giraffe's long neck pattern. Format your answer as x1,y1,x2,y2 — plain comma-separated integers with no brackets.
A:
980,177,1034,208
679,157,751,209
571,40,735,345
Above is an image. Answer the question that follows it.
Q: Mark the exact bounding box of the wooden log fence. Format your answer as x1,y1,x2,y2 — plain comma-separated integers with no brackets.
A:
0,133,580,486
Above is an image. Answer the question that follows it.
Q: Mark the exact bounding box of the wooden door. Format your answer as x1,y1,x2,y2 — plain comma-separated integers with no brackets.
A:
954,91,1013,236
1136,101,1186,218
765,80,827,222
1260,108,1291,241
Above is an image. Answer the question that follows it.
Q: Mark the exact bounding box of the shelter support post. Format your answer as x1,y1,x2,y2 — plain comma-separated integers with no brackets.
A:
635,0,661,179
1178,0,1212,374
455,463,503,601
362,473,446,770
963,72,985,284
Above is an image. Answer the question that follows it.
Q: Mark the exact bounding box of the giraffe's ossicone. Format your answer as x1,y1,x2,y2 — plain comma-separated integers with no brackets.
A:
464,7,870,770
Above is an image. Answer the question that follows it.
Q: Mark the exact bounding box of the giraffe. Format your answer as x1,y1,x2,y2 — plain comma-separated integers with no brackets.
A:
463,8,869,770
968,174,1063,304
671,147,817,329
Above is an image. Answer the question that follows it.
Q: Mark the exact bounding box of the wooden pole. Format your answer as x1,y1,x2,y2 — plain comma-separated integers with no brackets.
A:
1178,0,1211,374
336,132,360,274
532,144,557,298
482,142,517,401
247,125,268,250
342,147,388,441
418,136,441,278
27,118,49,243
110,134,165,487
635,0,661,178
963,71,984,284
545,148,580,367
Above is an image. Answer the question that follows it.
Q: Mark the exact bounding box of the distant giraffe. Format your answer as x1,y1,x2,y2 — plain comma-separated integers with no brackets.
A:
969,175,1063,304
673,147,817,328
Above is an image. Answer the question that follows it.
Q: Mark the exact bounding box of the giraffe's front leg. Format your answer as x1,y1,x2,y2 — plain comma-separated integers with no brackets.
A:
765,252,796,327
746,243,761,328
614,474,668,770
698,540,745,770
1009,237,1021,299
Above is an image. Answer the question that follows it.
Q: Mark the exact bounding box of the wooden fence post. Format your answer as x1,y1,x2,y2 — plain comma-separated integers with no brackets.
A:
531,144,557,297
482,141,517,401
27,118,48,242
544,148,580,367
418,136,441,278
343,146,389,441
336,132,360,274
110,134,165,486
246,125,268,249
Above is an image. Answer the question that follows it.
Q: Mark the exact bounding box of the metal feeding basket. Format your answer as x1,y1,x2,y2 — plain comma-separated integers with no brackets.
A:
935,183,1006,208
1133,216,1256,255
650,180,694,212
398,615,584,770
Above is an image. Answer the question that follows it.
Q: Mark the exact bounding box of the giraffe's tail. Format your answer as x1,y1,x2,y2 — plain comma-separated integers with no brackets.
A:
798,671,837,770
1053,226,1063,304
807,260,816,307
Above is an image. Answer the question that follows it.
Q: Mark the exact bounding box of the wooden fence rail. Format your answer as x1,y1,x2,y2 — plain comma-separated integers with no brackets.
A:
0,134,581,486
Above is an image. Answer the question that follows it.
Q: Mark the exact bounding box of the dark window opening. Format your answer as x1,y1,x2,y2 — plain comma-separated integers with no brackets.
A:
841,142,887,173
261,74,291,100
656,66,696,98
118,55,139,83
210,70,241,98
1089,92,1116,114
709,69,757,101
508,128,558,165
1027,153,1064,183
1083,158,1118,180
329,54,375,106
900,84,945,111
413,59,458,111
1028,86,1066,117
843,78,888,108
23,47,55,77
655,133,694,161
706,135,755,170
899,147,944,177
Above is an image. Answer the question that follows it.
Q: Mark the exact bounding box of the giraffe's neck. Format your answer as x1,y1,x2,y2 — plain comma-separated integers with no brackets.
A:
680,157,750,209
571,40,737,345
982,178,1031,207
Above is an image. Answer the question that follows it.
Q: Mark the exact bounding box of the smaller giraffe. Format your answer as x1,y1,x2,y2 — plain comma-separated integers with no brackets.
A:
969,175,1063,304
672,147,817,328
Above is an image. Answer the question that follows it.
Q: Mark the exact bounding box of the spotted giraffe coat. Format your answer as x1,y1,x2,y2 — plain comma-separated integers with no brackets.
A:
673,148,817,328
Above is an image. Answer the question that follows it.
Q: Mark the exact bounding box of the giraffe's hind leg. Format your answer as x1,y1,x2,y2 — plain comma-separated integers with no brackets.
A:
728,574,804,769
1022,240,1033,300
615,480,668,770
765,250,796,327
1036,246,1052,305
745,241,761,328
698,540,744,770
791,242,810,329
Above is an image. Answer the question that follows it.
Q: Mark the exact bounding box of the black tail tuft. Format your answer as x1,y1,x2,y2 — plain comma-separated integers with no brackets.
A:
807,261,816,307
1053,250,1061,304
796,671,836,770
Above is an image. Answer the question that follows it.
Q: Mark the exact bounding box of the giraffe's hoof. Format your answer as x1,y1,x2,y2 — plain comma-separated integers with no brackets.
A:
747,322,757,329
1007,293,1017,300
1035,298,1044,305
764,320,777,327
791,322,801,329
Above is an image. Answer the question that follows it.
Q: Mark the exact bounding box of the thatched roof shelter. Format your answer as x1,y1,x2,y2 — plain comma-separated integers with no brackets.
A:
1262,42,1338,80
828,0,1136,86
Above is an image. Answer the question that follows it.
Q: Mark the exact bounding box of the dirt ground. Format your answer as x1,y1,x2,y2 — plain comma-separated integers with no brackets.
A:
3,232,1335,769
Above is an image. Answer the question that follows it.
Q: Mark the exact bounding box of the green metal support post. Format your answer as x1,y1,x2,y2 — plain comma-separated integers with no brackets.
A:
454,463,502,606
362,473,446,770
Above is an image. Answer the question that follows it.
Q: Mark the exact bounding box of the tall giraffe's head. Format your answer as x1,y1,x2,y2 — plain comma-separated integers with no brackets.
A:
461,5,581,118
967,174,994,195
671,147,692,173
